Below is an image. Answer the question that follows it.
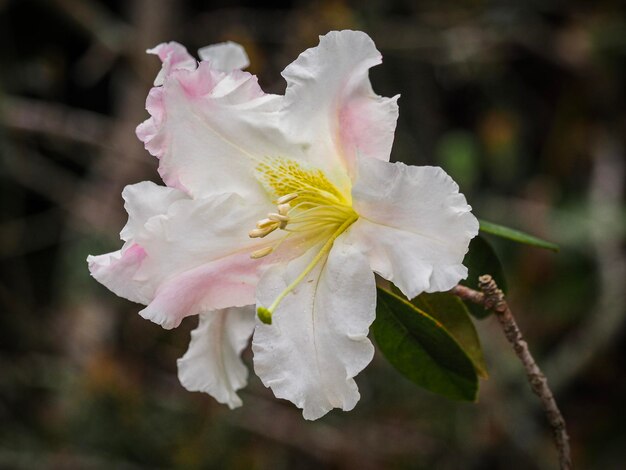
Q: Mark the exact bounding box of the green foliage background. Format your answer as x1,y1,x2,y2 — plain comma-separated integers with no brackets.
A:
1,0,625,468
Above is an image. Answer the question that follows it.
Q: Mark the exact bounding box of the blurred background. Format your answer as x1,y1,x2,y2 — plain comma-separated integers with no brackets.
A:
1,0,625,468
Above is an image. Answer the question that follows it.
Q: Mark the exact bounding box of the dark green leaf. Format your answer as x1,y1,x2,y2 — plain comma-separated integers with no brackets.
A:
461,235,507,319
479,219,559,252
413,292,488,378
373,287,478,401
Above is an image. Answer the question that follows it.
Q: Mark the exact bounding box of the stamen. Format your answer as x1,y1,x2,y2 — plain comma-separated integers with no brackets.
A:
267,213,289,223
256,218,275,229
250,158,360,321
249,227,276,238
276,193,298,204
256,213,357,324
268,212,289,229
277,203,291,216
251,246,274,259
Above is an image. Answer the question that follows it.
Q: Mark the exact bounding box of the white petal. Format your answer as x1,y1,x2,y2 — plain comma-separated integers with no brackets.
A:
87,243,148,304
137,45,292,199
252,236,375,420
120,181,186,241
347,157,479,299
281,30,399,180
198,41,249,71
138,251,261,329
133,193,272,328
178,306,255,409
88,182,186,305
134,193,264,280
89,191,272,329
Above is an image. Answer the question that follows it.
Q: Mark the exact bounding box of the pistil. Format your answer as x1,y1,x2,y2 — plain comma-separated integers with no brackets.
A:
250,158,358,324
256,213,357,324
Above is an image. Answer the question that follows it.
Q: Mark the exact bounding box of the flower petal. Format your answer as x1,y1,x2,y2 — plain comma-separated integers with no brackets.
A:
120,181,186,242
347,157,479,299
147,41,197,86
132,193,273,328
252,236,375,420
198,41,249,71
89,190,272,329
137,44,290,199
134,193,264,277
178,306,255,408
87,243,148,304
281,30,399,179
139,251,261,329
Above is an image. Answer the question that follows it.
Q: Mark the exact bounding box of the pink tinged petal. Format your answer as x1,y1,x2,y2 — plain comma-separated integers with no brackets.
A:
134,192,269,283
177,306,256,409
129,193,271,329
87,243,148,304
89,191,270,327
281,30,399,180
87,182,189,304
252,237,376,420
136,55,288,199
139,251,261,330
347,157,479,299
339,91,399,171
147,41,197,86
198,41,250,71
175,62,265,101
135,88,170,168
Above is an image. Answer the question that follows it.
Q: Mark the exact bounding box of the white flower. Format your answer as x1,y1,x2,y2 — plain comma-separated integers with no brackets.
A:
87,31,478,420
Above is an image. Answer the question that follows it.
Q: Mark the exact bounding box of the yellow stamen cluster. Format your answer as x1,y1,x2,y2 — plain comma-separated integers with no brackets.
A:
248,193,297,252
250,158,358,324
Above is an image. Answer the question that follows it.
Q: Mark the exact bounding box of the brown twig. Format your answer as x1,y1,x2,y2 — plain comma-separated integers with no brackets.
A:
451,276,572,470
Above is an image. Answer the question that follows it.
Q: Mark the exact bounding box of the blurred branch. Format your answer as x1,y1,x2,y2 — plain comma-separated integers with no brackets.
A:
4,145,78,205
0,446,142,470
0,209,63,258
231,394,376,468
193,8,290,44
192,8,593,69
2,145,118,232
230,392,438,469
1,97,113,149
43,0,136,84
452,276,572,470
68,0,175,235
544,132,626,392
45,0,134,55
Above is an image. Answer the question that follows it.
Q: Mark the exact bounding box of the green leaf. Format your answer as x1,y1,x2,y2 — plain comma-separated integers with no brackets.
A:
479,219,559,252
373,287,478,401
461,235,507,319
412,292,488,378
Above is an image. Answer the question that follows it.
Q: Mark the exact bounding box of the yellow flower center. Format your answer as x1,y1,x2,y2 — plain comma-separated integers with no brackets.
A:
250,157,358,324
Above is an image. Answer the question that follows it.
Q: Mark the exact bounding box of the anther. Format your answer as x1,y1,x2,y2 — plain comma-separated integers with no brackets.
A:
268,213,289,229
249,227,275,238
268,213,289,223
276,193,298,204
256,218,275,229
277,203,291,216
250,246,274,259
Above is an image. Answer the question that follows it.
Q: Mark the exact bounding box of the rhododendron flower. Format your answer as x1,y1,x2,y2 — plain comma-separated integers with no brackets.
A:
88,31,478,420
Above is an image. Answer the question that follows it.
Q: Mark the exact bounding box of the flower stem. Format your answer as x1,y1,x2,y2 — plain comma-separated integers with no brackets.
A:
451,276,572,470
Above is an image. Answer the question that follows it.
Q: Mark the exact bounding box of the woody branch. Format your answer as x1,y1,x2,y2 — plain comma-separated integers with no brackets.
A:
451,275,572,470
